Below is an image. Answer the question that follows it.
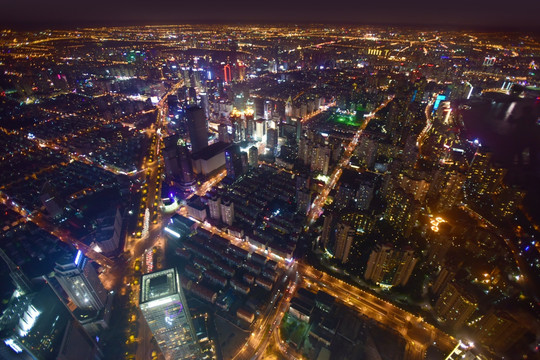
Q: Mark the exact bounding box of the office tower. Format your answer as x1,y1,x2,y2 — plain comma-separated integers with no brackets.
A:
220,198,234,226
207,194,221,220
163,135,195,188
199,92,209,118
473,310,527,353
383,187,421,237
248,146,258,167
0,284,102,360
0,248,33,295
333,222,355,263
225,144,244,180
435,282,477,330
364,244,418,287
285,96,293,118
240,152,249,174
54,251,107,311
218,123,229,143
139,268,201,360
266,128,278,152
186,106,208,153
255,119,265,141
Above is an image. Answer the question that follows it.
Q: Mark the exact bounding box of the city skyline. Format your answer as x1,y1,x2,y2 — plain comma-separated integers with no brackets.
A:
1,0,540,31
0,22,539,360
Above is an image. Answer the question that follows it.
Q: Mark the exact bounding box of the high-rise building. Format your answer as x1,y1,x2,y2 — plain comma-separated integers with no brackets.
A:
220,198,234,226
139,268,201,360
364,244,418,287
207,194,221,220
321,210,336,250
248,146,258,168
0,284,102,360
473,310,527,353
464,150,505,199
383,187,421,237
225,144,244,180
296,188,312,215
186,106,208,153
431,267,456,296
333,222,355,263
218,123,229,143
54,251,108,311
267,128,278,152
163,135,195,188
310,145,331,175
0,248,33,295
435,282,477,330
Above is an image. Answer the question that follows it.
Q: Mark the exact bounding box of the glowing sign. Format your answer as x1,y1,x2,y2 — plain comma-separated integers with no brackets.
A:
145,250,154,273
430,217,446,232
433,95,446,111
74,250,83,266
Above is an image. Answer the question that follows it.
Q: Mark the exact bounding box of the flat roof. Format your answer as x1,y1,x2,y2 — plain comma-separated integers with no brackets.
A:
191,141,230,161
140,268,178,304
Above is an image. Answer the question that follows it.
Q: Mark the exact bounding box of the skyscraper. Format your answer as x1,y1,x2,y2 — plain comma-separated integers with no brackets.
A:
0,283,102,360
225,144,244,180
0,248,33,295
163,135,195,188
139,268,201,360
186,106,208,153
54,251,108,311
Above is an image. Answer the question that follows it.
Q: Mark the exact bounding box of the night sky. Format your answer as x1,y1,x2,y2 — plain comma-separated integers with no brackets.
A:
2,0,540,30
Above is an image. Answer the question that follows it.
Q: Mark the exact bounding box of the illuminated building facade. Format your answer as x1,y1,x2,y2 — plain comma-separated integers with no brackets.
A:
223,64,232,84
139,268,201,360
364,244,418,287
333,222,355,263
0,285,102,360
383,187,421,237
464,151,505,199
220,198,234,226
54,251,107,311
435,282,477,330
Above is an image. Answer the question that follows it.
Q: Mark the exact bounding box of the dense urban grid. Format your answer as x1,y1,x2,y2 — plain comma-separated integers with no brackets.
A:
0,25,539,360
